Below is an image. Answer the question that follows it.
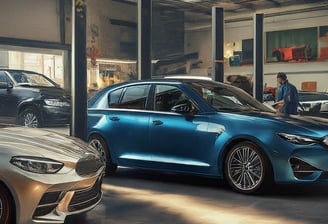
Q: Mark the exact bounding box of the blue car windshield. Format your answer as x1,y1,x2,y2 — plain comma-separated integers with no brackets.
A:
10,71,56,87
187,81,274,113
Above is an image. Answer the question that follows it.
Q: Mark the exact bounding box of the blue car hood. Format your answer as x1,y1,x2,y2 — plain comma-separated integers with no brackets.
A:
230,111,328,132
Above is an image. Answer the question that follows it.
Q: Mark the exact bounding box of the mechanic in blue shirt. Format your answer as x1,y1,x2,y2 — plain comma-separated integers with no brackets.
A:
275,72,299,115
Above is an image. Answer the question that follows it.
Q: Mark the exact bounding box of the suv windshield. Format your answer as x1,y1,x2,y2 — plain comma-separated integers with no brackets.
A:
187,81,274,113
10,71,56,87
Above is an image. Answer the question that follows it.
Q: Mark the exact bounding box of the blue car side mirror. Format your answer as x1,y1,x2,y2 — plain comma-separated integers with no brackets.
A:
171,103,192,114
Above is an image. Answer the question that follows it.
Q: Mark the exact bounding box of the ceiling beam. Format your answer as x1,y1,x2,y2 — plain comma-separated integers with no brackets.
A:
266,0,282,7
231,0,256,11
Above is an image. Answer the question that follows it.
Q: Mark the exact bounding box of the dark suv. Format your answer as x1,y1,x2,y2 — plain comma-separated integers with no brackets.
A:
0,69,71,128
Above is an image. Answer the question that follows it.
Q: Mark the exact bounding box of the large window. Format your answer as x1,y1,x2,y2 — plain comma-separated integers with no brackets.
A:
116,85,151,110
266,27,318,63
0,48,66,87
319,26,328,60
154,85,190,112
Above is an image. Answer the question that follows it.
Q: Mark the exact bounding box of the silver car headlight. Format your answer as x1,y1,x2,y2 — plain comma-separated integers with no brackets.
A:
10,156,64,174
277,133,317,145
44,99,70,107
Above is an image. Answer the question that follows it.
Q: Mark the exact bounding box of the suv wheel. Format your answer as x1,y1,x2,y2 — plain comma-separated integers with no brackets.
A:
19,107,41,128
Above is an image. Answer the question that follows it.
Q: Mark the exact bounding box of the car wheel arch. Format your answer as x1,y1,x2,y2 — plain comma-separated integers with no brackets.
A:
220,138,275,193
88,131,108,147
18,103,39,115
88,132,118,175
17,104,43,124
218,138,248,174
218,136,274,177
87,132,112,156
218,135,271,163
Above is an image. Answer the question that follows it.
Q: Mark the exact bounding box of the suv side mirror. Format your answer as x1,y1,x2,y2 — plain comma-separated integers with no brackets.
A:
0,81,13,90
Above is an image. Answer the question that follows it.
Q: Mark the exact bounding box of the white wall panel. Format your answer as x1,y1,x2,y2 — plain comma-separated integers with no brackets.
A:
86,0,137,58
185,9,328,91
0,0,60,42
264,10,328,32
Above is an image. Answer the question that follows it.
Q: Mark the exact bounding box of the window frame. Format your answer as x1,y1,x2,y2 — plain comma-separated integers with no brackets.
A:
108,84,151,110
151,83,200,113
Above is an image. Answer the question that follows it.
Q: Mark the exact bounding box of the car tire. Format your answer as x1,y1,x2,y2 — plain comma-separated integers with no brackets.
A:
89,135,117,176
0,185,14,224
224,141,273,194
18,107,42,128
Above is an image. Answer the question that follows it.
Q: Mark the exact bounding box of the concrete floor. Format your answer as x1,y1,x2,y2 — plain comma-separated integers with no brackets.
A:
44,126,328,224
65,168,328,224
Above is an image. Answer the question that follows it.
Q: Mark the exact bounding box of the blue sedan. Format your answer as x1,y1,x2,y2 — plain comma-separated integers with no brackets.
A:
87,78,328,194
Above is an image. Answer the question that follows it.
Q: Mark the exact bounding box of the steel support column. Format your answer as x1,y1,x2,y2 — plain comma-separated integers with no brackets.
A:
254,14,264,102
59,0,66,44
212,7,224,82
138,0,152,80
71,0,87,140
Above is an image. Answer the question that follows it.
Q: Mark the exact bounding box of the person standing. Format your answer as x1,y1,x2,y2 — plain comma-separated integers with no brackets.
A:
274,72,299,115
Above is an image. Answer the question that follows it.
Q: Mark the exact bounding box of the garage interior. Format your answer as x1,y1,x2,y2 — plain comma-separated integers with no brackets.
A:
86,0,328,91
0,0,327,137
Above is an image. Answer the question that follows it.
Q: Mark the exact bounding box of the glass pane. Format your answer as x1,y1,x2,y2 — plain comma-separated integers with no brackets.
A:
109,88,124,106
0,47,70,129
154,85,190,112
119,85,150,110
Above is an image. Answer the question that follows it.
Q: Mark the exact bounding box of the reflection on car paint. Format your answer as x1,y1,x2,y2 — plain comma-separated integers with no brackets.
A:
194,121,225,134
120,154,210,167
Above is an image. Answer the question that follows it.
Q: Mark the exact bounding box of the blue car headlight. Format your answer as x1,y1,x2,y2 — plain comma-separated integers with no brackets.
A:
10,156,64,174
44,99,70,107
277,133,317,145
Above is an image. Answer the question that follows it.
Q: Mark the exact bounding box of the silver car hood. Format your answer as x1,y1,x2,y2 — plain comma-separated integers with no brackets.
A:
0,125,94,161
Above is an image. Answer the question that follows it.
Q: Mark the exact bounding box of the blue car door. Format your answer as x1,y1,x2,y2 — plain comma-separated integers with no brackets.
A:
88,84,151,167
148,84,219,174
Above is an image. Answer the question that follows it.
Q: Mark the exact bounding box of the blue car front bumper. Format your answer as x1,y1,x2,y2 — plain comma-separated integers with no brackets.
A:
272,144,328,184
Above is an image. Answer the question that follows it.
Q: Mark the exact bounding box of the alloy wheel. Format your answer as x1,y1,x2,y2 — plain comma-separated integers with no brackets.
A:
23,112,39,128
89,138,106,160
226,144,264,192
89,136,117,175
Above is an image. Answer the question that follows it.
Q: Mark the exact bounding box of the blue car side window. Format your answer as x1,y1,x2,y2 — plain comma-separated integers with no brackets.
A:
108,88,123,108
154,85,198,113
118,85,151,110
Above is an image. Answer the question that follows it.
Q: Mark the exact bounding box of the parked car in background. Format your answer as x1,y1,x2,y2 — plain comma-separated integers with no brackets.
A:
87,78,328,194
0,69,71,128
262,89,328,118
0,124,104,224
298,91,328,116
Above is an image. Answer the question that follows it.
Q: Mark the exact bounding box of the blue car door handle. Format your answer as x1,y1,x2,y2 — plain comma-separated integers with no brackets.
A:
110,117,120,121
152,120,163,125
